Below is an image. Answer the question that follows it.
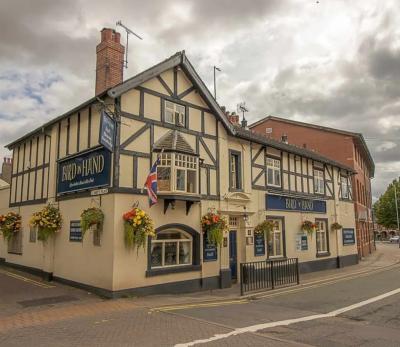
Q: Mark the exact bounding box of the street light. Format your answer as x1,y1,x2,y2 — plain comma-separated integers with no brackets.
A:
394,183,400,247
213,66,221,100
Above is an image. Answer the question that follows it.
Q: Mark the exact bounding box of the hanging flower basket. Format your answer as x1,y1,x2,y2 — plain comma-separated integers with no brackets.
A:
0,212,22,241
80,207,104,237
331,222,342,232
123,207,155,250
254,220,275,237
301,220,316,235
30,205,62,242
201,211,228,246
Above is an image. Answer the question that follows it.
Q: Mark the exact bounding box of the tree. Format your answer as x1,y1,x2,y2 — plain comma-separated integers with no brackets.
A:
373,178,400,229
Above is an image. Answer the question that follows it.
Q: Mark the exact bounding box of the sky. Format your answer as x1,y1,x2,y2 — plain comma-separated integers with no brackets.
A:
0,0,399,200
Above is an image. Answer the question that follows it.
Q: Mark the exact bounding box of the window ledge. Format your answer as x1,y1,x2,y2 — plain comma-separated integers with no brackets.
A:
316,252,331,258
7,251,22,255
146,264,201,277
158,194,201,202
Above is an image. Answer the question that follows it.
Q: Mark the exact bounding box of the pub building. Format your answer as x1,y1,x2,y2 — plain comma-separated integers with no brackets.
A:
0,29,358,297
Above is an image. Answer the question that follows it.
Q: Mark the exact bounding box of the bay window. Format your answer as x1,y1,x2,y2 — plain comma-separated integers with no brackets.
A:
158,152,198,194
267,158,281,187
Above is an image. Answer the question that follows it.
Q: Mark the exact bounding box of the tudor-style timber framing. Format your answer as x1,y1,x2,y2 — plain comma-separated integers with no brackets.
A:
2,49,359,297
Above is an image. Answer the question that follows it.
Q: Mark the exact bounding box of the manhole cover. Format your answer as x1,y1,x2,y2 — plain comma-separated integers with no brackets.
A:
18,295,79,307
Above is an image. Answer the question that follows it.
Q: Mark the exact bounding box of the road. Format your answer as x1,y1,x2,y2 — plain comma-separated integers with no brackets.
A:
1,243,400,346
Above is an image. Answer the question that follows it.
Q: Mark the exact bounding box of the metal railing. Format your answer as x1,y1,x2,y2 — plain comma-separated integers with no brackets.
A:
240,258,299,295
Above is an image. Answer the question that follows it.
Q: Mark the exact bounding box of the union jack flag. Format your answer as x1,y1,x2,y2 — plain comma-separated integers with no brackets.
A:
144,157,161,207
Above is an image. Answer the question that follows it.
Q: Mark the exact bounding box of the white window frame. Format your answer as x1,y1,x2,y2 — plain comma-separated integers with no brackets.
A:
316,220,328,254
340,175,350,199
267,219,284,258
164,101,186,127
150,230,193,269
157,152,198,194
314,169,325,194
267,157,281,188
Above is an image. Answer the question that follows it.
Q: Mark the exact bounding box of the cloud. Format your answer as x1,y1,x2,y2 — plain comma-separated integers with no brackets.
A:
0,0,399,200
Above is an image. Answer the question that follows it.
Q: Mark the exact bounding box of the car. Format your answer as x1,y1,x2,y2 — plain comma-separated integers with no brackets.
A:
389,235,400,243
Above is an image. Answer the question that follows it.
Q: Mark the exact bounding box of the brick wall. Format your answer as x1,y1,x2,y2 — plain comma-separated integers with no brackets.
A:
95,28,125,96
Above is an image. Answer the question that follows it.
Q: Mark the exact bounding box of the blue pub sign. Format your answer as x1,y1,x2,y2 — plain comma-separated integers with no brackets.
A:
99,110,116,152
266,194,327,213
57,147,112,195
342,228,355,245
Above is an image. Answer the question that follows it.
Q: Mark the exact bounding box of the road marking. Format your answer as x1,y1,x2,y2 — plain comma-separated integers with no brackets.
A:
151,262,400,312
0,270,54,288
175,287,400,346
151,299,248,312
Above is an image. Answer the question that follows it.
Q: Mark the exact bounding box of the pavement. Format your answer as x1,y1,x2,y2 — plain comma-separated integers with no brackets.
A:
0,242,400,346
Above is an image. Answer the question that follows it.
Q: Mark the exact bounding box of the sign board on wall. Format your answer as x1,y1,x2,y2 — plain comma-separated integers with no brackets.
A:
99,110,115,152
266,194,327,213
342,228,355,245
254,233,265,256
203,235,217,261
296,234,308,251
57,147,111,195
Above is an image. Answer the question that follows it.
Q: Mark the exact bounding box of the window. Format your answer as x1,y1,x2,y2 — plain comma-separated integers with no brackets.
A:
229,151,242,190
8,230,23,254
158,152,198,194
267,218,284,257
165,101,185,126
69,221,82,242
267,158,281,187
316,220,329,254
29,225,37,243
340,175,350,199
314,169,324,194
150,230,192,268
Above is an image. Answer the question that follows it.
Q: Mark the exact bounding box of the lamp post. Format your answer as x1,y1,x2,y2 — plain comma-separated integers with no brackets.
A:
394,183,400,247
213,66,221,100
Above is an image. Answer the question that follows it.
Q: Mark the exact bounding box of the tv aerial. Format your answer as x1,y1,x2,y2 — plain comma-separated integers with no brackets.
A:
116,20,143,69
237,102,249,127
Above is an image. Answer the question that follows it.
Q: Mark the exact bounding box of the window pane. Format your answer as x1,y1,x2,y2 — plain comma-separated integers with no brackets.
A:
176,169,185,191
151,243,163,267
267,168,273,185
187,170,196,193
157,232,183,240
179,242,191,264
274,169,281,186
158,167,171,191
274,232,282,256
165,242,177,265
165,109,174,123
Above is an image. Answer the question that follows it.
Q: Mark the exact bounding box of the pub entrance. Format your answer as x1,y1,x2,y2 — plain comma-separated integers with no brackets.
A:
229,230,238,280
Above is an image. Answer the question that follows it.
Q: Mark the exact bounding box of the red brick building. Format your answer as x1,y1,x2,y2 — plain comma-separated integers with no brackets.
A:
250,116,375,258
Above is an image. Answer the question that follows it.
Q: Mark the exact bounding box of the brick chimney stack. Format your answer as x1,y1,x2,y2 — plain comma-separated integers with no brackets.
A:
0,157,12,184
95,28,125,96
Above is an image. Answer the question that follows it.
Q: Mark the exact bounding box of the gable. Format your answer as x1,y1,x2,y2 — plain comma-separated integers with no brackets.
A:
108,51,234,135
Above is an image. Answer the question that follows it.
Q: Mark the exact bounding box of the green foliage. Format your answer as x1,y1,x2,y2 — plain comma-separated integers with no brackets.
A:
80,207,104,237
331,222,342,231
122,208,155,251
30,204,62,242
254,220,275,236
201,212,228,246
301,220,316,235
374,178,400,229
0,212,22,241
